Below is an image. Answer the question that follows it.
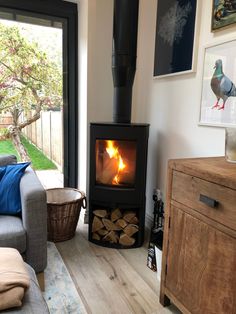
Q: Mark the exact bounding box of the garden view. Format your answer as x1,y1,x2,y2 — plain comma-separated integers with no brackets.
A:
0,18,63,172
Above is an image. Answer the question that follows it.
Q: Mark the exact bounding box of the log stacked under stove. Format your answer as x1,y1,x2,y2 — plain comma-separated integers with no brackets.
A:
92,208,139,247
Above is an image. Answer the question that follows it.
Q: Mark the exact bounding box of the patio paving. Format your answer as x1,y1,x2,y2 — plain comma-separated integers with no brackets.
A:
36,169,63,189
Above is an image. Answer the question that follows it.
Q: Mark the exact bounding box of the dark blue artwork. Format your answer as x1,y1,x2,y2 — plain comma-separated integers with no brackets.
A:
153,0,197,77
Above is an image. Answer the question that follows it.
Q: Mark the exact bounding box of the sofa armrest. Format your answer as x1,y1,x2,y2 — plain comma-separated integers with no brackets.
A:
20,167,47,273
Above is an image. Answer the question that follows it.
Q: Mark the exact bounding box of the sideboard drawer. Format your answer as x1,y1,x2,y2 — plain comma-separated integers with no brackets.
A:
172,170,236,230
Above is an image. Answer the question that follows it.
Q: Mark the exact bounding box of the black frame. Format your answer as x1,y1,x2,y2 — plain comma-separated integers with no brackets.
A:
0,0,78,187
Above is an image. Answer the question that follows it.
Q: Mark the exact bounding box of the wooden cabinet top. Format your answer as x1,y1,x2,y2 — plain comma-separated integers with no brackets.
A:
168,157,236,190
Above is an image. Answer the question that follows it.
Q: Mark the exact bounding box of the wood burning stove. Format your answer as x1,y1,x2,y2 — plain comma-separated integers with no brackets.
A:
88,0,149,248
89,123,149,248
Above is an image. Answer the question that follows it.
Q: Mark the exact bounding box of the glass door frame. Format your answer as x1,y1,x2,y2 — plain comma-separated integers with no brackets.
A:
0,0,78,187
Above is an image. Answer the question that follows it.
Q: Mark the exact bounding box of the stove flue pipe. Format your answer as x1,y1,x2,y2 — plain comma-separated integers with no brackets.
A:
112,0,139,123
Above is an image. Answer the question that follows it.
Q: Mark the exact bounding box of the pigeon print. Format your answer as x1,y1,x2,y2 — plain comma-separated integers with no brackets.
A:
211,59,236,110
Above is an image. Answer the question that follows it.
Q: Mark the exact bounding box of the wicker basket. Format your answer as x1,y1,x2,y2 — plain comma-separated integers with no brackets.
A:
46,188,87,242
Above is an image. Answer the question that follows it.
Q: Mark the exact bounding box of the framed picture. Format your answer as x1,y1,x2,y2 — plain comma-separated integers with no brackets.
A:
212,1,236,31
199,39,236,127
153,0,198,78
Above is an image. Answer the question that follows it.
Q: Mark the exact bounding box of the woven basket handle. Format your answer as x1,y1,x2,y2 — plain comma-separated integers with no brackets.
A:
81,193,87,209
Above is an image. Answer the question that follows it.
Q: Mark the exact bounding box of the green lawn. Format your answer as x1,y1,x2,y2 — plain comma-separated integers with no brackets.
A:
0,137,57,170
0,139,19,159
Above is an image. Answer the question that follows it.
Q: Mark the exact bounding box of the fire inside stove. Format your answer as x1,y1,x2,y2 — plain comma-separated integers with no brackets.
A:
95,139,137,187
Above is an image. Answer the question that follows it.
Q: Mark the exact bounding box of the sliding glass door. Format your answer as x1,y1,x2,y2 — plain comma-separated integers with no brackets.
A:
0,0,78,188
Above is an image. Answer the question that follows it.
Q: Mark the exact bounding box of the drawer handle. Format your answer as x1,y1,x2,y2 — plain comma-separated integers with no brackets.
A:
199,194,218,208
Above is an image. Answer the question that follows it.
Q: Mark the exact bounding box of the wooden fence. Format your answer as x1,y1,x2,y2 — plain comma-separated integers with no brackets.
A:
21,111,63,169
0,113,13,128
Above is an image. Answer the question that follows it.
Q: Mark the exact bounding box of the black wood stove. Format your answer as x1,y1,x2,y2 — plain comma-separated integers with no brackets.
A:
88,0,149,248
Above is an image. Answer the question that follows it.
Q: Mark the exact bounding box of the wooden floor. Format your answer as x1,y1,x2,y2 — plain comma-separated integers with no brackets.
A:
56,212,180,314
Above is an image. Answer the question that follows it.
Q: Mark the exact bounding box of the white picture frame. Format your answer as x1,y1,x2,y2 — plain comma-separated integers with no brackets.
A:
199,39,236,127
153,0,199,79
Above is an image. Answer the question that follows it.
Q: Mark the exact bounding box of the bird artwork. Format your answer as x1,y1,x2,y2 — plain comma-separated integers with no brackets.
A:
211,59,236,110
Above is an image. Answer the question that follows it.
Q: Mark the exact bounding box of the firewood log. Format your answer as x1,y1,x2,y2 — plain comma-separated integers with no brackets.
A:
97,228,109,236
111,208,122,222
123,211,136,223
96,157,117,185
119,232,135,246
123,224,139,237
103,231,119,243
102,218,121,231
92,233,101,241
92,216,104,232
115,219,128,229
93,209,107,218
129,216,139,224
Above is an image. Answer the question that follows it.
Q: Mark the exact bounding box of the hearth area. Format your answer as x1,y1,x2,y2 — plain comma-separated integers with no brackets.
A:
89,123,149,248
88,0,149,248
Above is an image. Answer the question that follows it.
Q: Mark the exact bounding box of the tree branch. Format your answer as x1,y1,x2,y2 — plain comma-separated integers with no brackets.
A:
24,71,44,84
0,60,17,77
18,110,41,129
18,88,42,129
0,97,19,112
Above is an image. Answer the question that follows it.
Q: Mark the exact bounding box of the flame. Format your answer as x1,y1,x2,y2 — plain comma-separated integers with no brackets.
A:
106,140,126,185
106,140,118,158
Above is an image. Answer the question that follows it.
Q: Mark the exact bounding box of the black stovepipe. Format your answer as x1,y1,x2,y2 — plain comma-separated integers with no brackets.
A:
112,0,139,123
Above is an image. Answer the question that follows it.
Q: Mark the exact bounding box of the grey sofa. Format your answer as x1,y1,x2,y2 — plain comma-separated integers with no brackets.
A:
1,263,49,314
0,154,47,273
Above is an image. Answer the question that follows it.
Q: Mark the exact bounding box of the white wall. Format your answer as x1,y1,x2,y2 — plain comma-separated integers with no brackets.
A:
85,0,113,207
86,0,113,123
78,0,235,225
133,0,236,222
77,0,113,193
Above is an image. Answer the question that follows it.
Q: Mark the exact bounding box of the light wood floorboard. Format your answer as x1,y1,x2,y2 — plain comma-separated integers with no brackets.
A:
56,215,180,314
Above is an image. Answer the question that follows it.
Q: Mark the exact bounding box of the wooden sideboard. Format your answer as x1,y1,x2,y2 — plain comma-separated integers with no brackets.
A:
160,157,236,314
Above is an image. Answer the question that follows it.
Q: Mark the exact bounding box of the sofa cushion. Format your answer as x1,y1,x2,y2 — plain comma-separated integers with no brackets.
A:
0,155,17,167
0,162,30,214
0,216,26,253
